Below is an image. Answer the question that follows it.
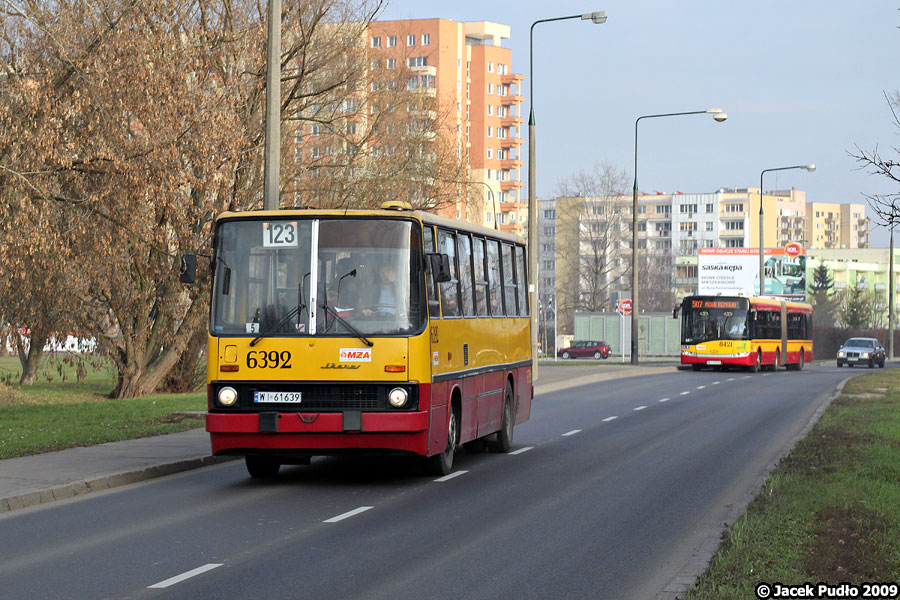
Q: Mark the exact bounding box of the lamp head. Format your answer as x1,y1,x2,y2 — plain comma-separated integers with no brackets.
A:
581,11,608,24
705,108,727,122
804,164,816,172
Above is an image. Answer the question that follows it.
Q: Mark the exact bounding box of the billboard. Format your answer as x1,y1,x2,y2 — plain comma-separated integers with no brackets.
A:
698,245,806,301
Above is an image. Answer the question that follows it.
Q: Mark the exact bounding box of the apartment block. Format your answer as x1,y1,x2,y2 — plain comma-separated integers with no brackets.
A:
367,19,525,232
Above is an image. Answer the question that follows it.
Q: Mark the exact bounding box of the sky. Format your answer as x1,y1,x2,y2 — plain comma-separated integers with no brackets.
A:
378,0,899,247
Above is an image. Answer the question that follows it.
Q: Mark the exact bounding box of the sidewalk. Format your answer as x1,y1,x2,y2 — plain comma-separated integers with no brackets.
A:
0,362,678,514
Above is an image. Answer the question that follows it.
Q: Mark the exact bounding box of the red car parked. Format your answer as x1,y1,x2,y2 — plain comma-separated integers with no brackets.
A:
558,340,611,360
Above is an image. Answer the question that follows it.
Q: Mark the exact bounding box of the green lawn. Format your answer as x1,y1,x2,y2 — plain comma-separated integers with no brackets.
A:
0,354,205,459
685,368,900,598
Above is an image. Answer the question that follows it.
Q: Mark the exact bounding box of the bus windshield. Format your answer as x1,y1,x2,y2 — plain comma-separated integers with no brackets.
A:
211,217,426,337
682,307,750,344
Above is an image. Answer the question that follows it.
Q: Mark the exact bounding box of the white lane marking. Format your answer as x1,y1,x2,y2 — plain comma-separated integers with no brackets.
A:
434,470,468,482
633,406,647,411
728,378,735,381
149,564,223,589
562,429,582,437
602,416,618,422
743,376,752,379
697,385,706,390
712,381,720,385
323,506,374,523
680,391,690,396
659,398,670,403
510,446,533,455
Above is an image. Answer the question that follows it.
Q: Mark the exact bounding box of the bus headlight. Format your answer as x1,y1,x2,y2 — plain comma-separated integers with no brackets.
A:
388,387,408,408
218,386,238,407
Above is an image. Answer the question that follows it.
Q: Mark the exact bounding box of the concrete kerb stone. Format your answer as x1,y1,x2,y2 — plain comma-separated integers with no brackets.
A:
0,455,234,515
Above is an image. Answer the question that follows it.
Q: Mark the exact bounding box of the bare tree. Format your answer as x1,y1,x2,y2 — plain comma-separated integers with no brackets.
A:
553,162,631,333
850,91,900,228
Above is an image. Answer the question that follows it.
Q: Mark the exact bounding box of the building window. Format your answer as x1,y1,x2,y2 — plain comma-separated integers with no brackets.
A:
408,56,427,67
706,222,714,231
487,126,493,137
422,33,430,45
386,58,396,69
487,148,493,159
371,36,381,48
387,35,397,48
407,34,416,47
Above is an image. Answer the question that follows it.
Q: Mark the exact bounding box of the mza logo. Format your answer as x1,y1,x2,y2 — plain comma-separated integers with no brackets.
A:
340,348,372,362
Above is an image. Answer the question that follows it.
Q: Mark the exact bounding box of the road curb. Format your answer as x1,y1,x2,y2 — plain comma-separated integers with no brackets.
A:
0,455,235,515
655,374,854,600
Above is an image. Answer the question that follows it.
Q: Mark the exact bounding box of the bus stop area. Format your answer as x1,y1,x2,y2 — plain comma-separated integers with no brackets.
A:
0,362,677,514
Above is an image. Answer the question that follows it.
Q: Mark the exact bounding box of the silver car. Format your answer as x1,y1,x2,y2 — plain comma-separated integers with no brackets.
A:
836,337,886,368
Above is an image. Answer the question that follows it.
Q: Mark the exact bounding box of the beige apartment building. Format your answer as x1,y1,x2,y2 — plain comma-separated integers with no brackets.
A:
367,19,526,233
542,188,872,329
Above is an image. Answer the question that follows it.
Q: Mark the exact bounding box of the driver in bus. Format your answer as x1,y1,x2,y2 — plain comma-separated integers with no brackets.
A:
362,263,398,316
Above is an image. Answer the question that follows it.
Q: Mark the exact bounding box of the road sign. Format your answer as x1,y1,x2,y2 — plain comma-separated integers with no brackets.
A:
618,299,633,316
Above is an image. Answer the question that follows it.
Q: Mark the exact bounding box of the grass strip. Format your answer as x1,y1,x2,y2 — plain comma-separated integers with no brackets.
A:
685,369,900,599
0,355,205,459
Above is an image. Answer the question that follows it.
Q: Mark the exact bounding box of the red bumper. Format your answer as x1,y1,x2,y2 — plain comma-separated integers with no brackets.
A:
206,411,430,456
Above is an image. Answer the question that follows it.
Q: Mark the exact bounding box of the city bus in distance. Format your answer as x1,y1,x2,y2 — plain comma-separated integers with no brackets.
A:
677,295,812,372
181,202,532,478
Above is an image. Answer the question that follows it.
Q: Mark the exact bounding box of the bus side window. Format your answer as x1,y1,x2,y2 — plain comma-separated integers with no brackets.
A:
515,245,527,316
457,233,475,317
437,229,460,317
486,239,502,317
423,226,440,318
472,237,489,316
501,243,516,316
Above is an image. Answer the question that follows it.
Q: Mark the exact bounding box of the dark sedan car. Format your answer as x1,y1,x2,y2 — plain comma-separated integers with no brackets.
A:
836,337,886,368
558,340,611,360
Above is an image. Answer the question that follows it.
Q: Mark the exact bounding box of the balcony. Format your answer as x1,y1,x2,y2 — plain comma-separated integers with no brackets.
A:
500,94,524,106
500,115,524,129
499,179,521,191
501,73,524,86
498,136,523,148
500,158,523,171
500,200,526,210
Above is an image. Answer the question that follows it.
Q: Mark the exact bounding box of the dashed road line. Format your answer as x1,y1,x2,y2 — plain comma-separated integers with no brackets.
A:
659,398,670,403
697,385,706,390
434,470,468,482
633,406,647,411
149,564,223,589
323,506,374,523
562,429,582,437
712,381,720,385
509,447,533,455
680,391,690,396
602,416,618,422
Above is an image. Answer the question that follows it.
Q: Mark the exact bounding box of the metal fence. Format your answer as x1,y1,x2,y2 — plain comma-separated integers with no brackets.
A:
573,312,681,357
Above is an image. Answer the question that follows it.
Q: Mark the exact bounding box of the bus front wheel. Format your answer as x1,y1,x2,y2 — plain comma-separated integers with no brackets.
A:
246,455,281,479
750,351,761,373
428,406,458,476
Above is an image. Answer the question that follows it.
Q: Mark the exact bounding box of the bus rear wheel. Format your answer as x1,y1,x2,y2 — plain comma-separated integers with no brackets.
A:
490,383,515,453
245,455,281,479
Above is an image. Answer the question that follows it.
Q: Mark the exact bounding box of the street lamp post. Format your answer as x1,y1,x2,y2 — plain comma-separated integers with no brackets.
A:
631,109,727,365
529,11,606,382
758,164,815,295
263,0,282,210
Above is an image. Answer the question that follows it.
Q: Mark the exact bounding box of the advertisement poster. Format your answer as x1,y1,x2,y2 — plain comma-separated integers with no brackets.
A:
698,245,806,301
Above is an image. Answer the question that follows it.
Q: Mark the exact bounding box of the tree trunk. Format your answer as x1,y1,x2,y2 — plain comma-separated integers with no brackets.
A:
17,329,49,386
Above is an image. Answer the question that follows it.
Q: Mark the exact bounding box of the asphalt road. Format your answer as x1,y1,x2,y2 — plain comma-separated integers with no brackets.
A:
0,364,852,599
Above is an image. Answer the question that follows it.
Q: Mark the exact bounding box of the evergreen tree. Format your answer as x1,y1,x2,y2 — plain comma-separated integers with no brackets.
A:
844,284,870,329
808,262,834,294
808,262,837,327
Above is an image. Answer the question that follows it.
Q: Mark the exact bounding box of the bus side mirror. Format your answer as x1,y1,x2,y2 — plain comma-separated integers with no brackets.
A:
672,305,680,319
428,253,452,283
180,253,197,284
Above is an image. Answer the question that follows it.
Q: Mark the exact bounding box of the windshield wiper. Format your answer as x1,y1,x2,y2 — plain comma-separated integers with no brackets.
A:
321,302,373,347
250,303,306,347
250,273,309,347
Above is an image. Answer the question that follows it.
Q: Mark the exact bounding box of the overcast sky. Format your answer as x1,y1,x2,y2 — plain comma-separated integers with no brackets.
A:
379,0,899,247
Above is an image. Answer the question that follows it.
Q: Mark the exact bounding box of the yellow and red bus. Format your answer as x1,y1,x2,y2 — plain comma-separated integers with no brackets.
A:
678,295,812,372
183,203,532,477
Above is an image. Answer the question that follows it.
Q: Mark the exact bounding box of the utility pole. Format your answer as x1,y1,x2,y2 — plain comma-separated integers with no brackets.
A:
263,0,282,210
